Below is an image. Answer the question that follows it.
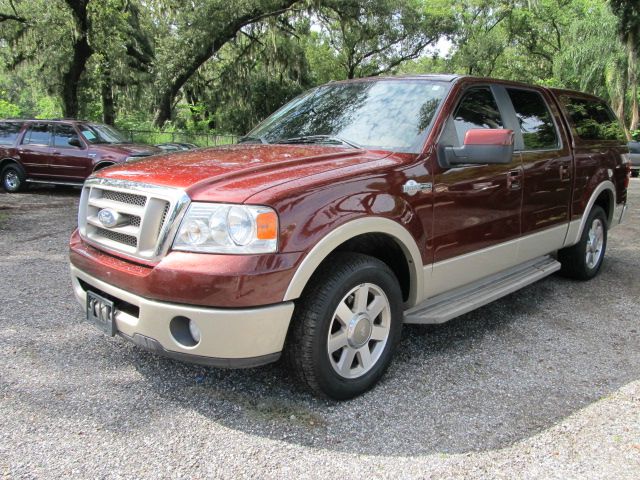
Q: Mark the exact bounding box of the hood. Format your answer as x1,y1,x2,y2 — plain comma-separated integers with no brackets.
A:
95,144,391,203
94,143,163,156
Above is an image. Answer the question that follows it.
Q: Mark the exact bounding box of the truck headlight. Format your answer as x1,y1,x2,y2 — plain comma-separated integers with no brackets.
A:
172,203,278,254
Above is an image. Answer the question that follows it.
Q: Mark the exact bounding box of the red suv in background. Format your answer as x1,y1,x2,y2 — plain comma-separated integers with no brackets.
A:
0,119,161,192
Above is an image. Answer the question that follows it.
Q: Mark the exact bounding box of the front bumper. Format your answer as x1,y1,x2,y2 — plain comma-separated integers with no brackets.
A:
71,265,295,368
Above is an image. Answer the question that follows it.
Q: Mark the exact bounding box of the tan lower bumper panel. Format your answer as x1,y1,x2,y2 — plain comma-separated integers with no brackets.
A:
123,332,281,368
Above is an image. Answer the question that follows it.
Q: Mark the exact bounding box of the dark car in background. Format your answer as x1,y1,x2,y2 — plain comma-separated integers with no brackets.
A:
155,142,198,153
628,140,640,177
0,119,162,192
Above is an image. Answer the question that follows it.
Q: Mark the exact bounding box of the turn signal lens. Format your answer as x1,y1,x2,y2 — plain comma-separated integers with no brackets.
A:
256,211,278,240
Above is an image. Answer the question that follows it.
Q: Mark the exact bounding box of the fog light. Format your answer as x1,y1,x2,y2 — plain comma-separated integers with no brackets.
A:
188,319,201,344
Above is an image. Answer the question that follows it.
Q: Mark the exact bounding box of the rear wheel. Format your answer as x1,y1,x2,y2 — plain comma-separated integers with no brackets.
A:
285,253,403,400
558,205,607,280
1,163,26,192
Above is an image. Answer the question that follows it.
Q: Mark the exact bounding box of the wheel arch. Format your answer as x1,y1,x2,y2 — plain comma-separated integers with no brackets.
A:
283,217,424,308
565,180,616,247
0,157,25,172
93,161,115,172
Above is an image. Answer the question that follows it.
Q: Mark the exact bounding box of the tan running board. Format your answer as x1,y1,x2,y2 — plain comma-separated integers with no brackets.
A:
404,255,561,324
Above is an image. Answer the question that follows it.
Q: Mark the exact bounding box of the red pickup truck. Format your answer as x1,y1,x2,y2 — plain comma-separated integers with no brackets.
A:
69,75,630,399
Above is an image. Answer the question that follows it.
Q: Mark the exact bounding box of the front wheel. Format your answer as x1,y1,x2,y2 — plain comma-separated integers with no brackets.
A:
285,253,403,400
1,164,26,192
558,205,608,280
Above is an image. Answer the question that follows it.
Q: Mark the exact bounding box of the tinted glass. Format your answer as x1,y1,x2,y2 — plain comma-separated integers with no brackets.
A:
248,80,449,152
54,124,80,148
22,124,51,146
0,122,23,145
78,124,127,144
561,96,625,141
453,87,503,143
507,89,559,150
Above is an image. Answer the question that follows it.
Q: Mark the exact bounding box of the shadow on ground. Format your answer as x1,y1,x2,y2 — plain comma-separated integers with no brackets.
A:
2,183,639,457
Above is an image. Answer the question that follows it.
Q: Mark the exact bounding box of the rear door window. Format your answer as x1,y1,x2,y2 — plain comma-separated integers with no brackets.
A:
22,123,52,146
561,96,625,142
453,87,504,144
54,124,80,148
507,88,559,150
0,122,23,145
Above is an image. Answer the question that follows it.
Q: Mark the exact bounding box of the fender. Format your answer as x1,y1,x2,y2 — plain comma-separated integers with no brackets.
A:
283,217,424,308
564,180,616,247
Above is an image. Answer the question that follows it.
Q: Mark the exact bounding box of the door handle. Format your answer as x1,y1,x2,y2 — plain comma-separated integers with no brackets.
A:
559,164,570,181
507,169,522,190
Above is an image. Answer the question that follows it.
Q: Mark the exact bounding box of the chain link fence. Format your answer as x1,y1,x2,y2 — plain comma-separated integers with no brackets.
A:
124,130,238,148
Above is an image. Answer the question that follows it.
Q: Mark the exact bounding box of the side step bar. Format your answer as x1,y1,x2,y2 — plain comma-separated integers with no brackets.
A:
26,179,83,187
404,255,561,325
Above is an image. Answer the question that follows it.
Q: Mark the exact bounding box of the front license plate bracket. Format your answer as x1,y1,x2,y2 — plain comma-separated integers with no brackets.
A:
86,290,117,337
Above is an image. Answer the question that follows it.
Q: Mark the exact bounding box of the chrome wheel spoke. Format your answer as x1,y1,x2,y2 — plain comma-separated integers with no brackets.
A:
335,302,353,326
367,295,385,320
357,346,373,370
328,331,348,353
353,284,369,313
370,325,387,341
338,348,357,376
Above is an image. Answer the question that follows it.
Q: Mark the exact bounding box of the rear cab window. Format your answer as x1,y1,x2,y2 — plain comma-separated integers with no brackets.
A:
559,95,626,143
0,122,24,146
507,88,560,151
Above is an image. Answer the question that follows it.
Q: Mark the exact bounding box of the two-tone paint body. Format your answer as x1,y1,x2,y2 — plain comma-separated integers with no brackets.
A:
68,75,629,366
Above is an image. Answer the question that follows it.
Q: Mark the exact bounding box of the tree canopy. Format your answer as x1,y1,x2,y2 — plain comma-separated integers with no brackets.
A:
0,0,638,136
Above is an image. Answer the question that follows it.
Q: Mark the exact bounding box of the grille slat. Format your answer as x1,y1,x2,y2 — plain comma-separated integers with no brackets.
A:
101,190,147,207
96,227,138,247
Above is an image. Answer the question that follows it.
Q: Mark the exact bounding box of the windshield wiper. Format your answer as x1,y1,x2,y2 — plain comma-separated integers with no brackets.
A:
278,135,362,149
237,135,269,145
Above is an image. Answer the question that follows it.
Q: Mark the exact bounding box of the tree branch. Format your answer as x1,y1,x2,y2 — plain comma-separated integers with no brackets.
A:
0,12,27,23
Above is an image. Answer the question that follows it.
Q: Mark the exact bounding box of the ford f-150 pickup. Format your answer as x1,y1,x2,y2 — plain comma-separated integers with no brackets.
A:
69,75,630,399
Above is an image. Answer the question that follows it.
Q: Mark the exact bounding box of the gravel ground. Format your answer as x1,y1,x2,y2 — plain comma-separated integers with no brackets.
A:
1,181,639,479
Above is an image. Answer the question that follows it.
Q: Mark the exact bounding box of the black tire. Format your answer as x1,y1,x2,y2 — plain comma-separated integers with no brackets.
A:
632,170,639,178
1,163,26,193
285,252,403,400
558,205,608,280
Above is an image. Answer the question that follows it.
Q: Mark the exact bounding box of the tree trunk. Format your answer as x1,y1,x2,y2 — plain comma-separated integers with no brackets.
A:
101,61,115,125
61,0,93,119
152,0,298,128
61,35,92,118
628,33,639,132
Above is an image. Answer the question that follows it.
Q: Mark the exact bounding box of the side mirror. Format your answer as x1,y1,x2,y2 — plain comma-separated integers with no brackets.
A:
68,136,83,148
438,129,514,168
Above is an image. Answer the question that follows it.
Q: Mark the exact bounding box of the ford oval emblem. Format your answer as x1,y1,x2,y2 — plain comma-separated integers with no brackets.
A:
98,208,118,228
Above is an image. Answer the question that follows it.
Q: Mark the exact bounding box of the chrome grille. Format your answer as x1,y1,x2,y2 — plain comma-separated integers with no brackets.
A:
78,178,190,263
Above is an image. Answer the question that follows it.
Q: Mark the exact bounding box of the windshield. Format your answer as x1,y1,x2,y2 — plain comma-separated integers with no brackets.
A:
247,80,449,153
78,124,128,144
